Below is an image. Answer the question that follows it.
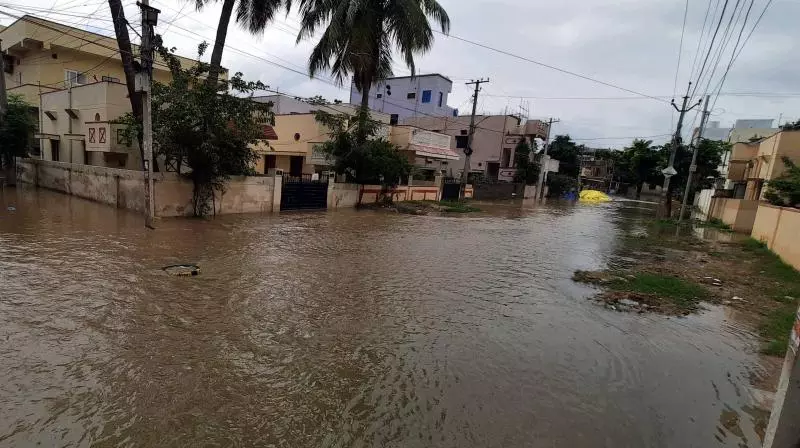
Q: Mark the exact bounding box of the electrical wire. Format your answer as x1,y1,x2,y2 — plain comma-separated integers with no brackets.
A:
691,0,731,97
672,0,690,100
431,30,669,104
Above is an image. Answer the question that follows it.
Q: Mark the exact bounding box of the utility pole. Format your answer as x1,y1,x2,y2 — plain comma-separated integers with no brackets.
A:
660,82,701,218
0,40,8,121
535,117,560,200
460,78,489,199
137,0,159,229
677,94,711,224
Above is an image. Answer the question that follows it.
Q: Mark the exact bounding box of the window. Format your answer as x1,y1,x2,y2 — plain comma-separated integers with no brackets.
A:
64,70,86,86
101,75,120,82
390,114,399,125
438,92,443,107
460,129,468,135
406,92,416,100
455,135,468,149
421,90,432,103
2,54,13,74
376,93,383,99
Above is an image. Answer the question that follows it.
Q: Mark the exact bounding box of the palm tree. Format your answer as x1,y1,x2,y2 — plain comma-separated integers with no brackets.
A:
196,0,287,85
295,0,450,140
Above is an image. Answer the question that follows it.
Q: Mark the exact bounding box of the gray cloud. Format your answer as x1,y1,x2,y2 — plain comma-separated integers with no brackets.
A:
4,0,798,148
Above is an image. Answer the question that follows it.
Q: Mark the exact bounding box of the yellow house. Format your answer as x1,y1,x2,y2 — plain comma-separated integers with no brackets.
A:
726,130,800,200
1,15,204,105
262,110,457,179
2,14,223,170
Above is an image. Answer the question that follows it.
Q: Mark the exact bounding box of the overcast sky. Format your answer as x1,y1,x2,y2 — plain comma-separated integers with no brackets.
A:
2,0,798,148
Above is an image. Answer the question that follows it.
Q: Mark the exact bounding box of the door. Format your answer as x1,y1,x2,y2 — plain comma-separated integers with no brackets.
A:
487,162,500,181
50,140,60,162
280,176,329,211
289,156,304,177
265,155,276,174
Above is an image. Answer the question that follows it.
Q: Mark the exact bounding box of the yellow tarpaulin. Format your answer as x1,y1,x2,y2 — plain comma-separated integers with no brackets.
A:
579,190,612,202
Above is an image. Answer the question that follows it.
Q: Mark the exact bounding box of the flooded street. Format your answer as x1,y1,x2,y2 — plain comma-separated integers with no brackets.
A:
0,187,772,447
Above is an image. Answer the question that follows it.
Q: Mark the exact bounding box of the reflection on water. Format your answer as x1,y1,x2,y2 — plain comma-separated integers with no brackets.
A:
0,187,771,447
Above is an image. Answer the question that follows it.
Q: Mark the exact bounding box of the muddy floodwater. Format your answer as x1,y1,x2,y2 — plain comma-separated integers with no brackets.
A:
0,187,773,447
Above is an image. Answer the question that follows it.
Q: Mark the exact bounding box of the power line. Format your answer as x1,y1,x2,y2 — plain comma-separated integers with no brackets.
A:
431,30,670,104
691,0,731,97
672,0,690,99
688,0,718,83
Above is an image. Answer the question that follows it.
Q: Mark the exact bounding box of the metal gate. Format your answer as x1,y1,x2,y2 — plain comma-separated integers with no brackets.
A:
441,179,461,201
280,175,329,211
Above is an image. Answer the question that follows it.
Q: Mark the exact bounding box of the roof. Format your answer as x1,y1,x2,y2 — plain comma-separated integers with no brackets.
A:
409,143,460,160
375,73,453,83
1,15,226,73
262,125,278,140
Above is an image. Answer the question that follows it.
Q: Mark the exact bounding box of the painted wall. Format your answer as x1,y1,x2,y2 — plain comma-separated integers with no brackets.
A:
16,158,278,217
39,81,140,169
751,204,800,271
708,197,760,233
403,114,524,176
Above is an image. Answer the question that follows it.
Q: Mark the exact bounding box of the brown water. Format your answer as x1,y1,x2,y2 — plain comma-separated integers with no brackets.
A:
0,187,772,447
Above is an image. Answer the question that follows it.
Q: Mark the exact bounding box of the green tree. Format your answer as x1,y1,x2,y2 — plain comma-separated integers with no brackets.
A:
195,0,287,85
0,95,36,168
314,107,411,186
764,157,800,208
657,138,725,217
547,173,579,198
513,139,539,184
547,135,583,177
296,0,450,140
116,42,273,216
619,139,661,199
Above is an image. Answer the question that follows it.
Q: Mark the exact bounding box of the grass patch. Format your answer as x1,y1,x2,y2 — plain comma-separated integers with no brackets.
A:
741,238,800,284
609,273,709,311
760,306,797,356
438,200,480,213
697,218,733,231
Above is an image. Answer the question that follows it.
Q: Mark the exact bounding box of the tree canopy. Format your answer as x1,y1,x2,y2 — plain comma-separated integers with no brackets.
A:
547,135,583,177
0,95,36,168
117,42,273,216
296,0,450,139
513,139,539,185
765,157,800,208
314,107,411,186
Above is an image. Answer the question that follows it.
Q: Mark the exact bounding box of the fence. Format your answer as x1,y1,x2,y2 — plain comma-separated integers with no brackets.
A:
707,197,760,233
751,204,800,270
15,158,278,217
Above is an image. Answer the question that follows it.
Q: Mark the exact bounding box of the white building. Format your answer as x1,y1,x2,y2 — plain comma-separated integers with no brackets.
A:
349,74,457,124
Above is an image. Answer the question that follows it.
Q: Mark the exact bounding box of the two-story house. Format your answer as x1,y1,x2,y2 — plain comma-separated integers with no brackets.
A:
1,15,215,169
349,74,456,124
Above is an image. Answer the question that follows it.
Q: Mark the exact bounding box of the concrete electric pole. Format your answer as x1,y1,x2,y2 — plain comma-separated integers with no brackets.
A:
535,117,560,200
459,78,489,199
660,82,701,218
137,0,159,229
677,94,711,224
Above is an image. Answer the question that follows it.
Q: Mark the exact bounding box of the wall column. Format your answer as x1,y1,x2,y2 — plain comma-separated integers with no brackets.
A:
434,171,444,201
272,174,282,213
326,173,336,209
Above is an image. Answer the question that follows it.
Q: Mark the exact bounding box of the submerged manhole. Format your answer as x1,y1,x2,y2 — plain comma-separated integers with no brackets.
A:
162,264,200,276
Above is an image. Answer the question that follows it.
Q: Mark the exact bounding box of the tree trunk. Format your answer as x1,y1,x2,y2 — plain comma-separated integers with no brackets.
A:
635,182,643,200
108,0,144,166
207,0,235,87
